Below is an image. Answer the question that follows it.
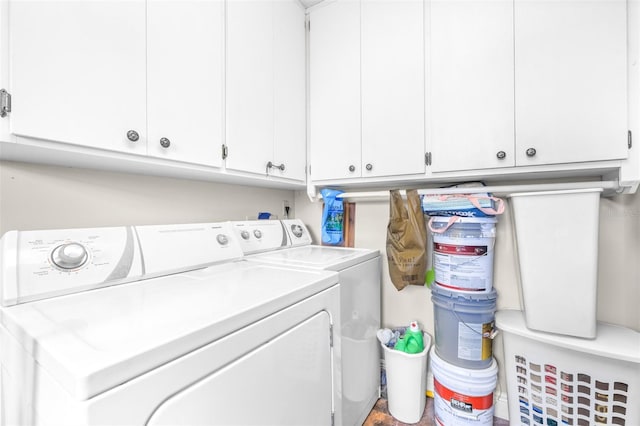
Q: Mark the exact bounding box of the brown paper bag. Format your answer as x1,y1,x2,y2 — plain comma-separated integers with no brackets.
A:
386,189,428,291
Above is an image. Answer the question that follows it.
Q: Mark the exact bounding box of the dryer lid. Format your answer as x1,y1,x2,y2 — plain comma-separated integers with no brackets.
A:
0,261,338,400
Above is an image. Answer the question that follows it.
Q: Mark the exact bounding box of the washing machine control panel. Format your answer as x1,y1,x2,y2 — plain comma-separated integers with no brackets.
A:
281,219,312,246
0,222,243,306
231,220,289,255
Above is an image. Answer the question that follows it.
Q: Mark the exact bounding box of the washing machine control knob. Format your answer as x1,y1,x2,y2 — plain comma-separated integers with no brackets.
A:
216,234,229,245
51,243,88,270
240,230,250,240
253,230,262,239
290,225,304,238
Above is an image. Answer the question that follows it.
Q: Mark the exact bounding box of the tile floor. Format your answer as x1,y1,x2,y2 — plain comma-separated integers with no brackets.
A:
363,397,510,426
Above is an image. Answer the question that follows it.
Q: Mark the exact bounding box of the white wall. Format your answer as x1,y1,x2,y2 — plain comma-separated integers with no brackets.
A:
295,187,640,419
0,161,295,233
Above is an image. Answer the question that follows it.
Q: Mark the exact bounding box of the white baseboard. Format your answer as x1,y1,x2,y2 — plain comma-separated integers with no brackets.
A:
494,390,510,422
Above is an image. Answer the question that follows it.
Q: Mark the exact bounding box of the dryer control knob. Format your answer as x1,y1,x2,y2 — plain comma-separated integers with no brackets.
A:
216,234,229,245
240,230,250,240
51,243,88,270
253,230,262,239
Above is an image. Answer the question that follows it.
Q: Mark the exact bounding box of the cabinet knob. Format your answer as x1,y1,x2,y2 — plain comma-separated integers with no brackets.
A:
348,165,355,172
526,147,537,157
126,130,140,142
365,163,373,171
160,137,171,148
496,151,506,160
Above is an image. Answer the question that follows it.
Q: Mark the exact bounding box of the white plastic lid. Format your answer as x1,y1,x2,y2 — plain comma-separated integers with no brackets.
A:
430,347,498,393
495,310,640,364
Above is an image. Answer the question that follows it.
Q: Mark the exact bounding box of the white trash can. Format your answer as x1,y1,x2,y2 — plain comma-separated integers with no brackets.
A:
380,332,432,423
510,188,602,338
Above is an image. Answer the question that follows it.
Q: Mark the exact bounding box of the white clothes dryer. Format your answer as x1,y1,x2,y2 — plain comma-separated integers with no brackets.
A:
232,219,381,426
0,222,340,425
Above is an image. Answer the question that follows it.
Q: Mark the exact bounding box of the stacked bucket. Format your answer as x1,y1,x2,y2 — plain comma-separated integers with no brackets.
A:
423,193,503,426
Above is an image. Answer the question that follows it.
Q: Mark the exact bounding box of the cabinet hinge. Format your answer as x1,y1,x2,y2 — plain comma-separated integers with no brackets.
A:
0,89,11,118
629,130,633,149
425,152,432,166
329,324,333,347
221,144,228,160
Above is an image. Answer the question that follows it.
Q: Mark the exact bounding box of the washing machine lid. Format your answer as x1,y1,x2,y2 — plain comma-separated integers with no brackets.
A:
0,261,338,401
249,245,379,271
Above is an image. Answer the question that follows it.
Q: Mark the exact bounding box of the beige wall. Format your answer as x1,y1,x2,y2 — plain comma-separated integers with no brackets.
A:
0,161,295,233
295,189,640,331
295,187,640,418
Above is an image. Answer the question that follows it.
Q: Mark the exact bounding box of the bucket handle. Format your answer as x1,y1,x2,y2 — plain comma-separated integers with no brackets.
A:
428,216,460,234
432,194,505,216
466,195,505,216
426,195,505,235
449,303,498,339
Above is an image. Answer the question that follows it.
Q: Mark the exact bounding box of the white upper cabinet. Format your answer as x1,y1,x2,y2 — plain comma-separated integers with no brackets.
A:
4,0,632,187
147,0,224,167
273,0,307,182
8,0,225,167
514,0,628,166
226,0,274,175
309,0,361,181
8,1,147,154
310,0,425,182
429,0,515,172
430,0,627,173
226,0,306,182
361,0,425,178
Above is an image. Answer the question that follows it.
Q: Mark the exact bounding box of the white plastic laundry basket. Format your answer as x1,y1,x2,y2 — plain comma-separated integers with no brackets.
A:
496,310,640,426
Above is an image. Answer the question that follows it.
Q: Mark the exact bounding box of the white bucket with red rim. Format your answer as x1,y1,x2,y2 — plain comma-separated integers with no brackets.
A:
430,347,498,426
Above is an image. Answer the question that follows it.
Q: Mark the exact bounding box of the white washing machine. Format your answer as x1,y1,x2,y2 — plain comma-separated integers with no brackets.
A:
0,222,340,425
231,219,381,426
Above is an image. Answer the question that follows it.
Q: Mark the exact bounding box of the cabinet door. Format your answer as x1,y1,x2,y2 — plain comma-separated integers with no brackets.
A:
515,0,628,166
361,0,425,177
8,0,146,154
273,0,306,182
309,0,361,181
430,0,514,172
226,0,274,175
147,0,224,167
